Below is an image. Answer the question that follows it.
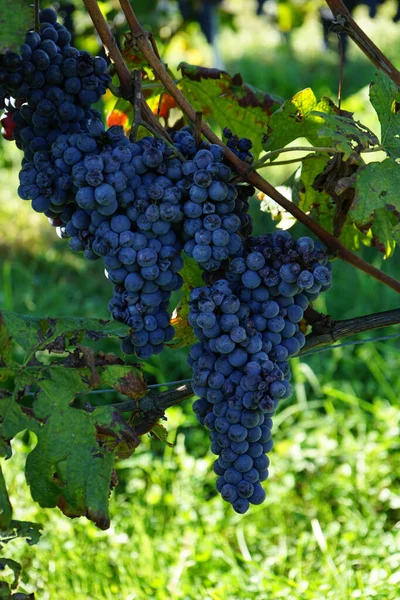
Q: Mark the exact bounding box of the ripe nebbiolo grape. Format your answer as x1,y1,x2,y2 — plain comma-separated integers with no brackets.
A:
223,128,254,163
5,7,110,219
188,280,290,513
62,126,186,358
189,231,332,512
171,128,253,272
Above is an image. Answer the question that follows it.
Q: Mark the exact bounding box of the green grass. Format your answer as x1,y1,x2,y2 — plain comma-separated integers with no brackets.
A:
2,3,400,598
3,355,400,600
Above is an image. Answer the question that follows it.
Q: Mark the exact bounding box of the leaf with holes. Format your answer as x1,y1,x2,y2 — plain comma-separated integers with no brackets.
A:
0,367,140,529
0,311,130,360
264,89,377,159
351,159,400,224
370,71,400,158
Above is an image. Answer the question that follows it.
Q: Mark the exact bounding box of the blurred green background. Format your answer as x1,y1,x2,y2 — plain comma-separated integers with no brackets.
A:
1,1,400,599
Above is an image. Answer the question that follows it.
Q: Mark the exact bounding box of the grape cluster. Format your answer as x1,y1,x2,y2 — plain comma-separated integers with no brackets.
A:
1,8,109,221
223,127,253,163
45,124,186,357
188,231,332,512
0,8,109,109
170,129,252,272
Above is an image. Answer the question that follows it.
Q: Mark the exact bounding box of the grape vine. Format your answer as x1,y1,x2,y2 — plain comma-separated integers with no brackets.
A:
1,3,400,594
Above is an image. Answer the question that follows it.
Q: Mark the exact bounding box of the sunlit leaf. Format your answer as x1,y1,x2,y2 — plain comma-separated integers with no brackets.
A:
178,63,282,157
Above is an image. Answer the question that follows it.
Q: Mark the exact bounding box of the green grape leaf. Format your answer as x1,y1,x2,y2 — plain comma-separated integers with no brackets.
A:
151,423,174,447
263,89,334,153
0,0,33,52
264,89,378,158
0,311,130,360
351,158,400,223
0,367,141,529
0,520,42,549
312,112,378,160
370,71,400,158
298,154,331,213
0,314,13,367
0,313,147,529
178,63,283,157
169,256,203,349
370,208,397,258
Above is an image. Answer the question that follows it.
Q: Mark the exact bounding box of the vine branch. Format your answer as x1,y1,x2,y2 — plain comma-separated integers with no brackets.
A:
118,307,400,413
115,0,400,295
34,0,40,33
325,0,400,86
303,307,400,351
82,0,166,138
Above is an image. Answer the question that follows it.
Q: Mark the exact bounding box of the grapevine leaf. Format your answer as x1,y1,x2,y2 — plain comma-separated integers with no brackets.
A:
150,423,174,447
0,367,140,529
100,365,147,399
351,158,400,224
170,256,203,349
0,311,130,360
370,71,400,158
0,0,33,53
178,63,283,157
264,89,377,158
0,314,12,367
0,316,146,529
370,208,397,258
0,520,42,548
312,112,378,160
263,89,335,153
298,154,331,213
107,98,134,135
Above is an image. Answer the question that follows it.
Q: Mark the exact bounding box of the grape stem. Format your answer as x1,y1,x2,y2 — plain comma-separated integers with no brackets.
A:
130,69,143,141
82,0,167,139
325,0,400,86
114,0,400,295
34,0,40,33
194,111,203,148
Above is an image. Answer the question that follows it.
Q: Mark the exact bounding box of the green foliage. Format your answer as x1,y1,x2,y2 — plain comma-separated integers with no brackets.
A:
3,346,400,599
263,88,378,158
0,0,32,52
178,63,282,157
370,71,400,158
169,256,203,349
0,311,146,529
352,158,400,224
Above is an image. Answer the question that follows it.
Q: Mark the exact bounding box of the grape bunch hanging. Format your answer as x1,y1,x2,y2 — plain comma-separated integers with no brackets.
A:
0,8,332,513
